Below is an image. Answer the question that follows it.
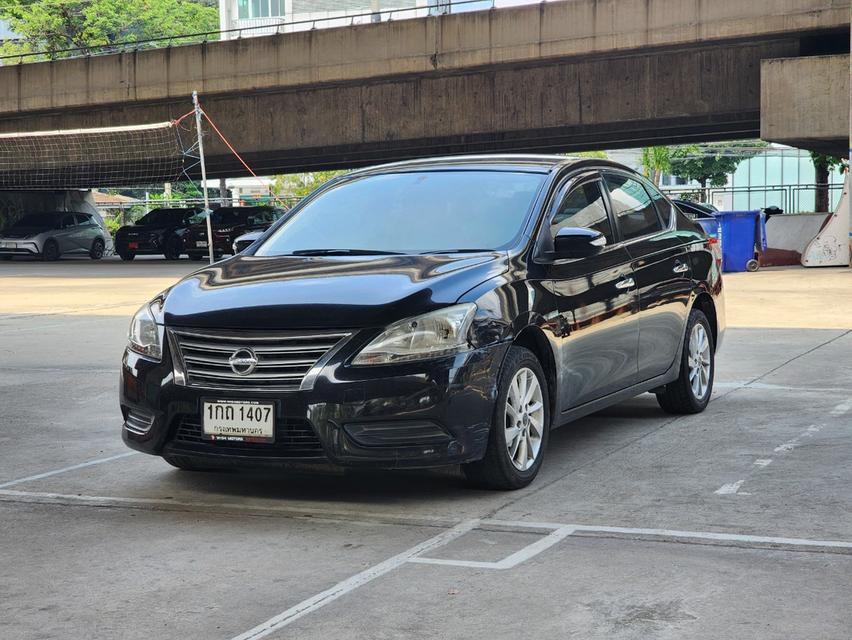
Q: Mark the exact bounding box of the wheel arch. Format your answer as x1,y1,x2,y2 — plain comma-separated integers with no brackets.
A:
691,290,718,352
510,324,558,420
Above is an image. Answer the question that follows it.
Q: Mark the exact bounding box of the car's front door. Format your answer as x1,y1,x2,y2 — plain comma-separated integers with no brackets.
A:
602,172,693,382
75,214,99,251
544,172,640,411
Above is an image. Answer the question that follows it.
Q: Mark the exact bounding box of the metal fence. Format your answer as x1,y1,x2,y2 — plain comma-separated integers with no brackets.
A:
660,183,845,214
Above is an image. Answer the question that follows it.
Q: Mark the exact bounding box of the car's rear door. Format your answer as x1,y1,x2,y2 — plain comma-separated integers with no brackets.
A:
57,214,78,253
545,171,639,410
602,172,693,382
75,214,98,251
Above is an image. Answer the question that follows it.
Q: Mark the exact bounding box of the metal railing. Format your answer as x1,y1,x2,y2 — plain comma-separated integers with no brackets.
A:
96,196,303,225
0,0,497,65
661,183,845,214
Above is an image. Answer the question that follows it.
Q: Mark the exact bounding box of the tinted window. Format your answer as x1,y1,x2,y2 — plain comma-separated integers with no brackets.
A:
645,183,674,226
551,181,614,245
75,214,92,225
604,174,663,240
256,170,546,256
12,213,60,229
137,209,194,226
61,214,76,229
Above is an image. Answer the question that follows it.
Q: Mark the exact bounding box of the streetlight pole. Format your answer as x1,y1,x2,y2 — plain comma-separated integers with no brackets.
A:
193,91,215,265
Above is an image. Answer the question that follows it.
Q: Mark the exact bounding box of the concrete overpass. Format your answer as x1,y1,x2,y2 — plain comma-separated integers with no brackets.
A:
0,0,849,177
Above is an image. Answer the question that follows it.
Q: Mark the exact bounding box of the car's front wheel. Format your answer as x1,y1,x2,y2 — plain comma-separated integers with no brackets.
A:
463,346,550,490
656,308,714,414
89,238,105,260
41,240,60,261
163,236,182,260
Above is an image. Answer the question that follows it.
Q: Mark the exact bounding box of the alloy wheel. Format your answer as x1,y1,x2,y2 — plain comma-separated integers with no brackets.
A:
504,367,545,471
688,323,712,400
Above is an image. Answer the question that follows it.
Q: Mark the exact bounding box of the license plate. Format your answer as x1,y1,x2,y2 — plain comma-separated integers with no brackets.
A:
202,400,275,443
196,241,208,248
128,242,139,249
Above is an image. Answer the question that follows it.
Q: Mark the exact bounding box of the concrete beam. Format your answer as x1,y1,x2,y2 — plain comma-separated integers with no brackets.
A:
761,54,850,157
0,0,846,116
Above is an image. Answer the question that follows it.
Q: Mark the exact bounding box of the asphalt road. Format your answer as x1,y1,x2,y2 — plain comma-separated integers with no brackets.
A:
1,258,851,640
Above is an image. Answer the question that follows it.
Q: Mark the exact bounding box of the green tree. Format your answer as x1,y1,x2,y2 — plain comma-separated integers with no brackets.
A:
669,141,767,196
809,152,847,213
272,170,349,200
0,0,219,60
639,146,671,185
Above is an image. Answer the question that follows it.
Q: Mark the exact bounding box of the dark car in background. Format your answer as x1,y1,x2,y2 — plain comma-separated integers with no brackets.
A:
121,155,724,490
0,211,112,261
184,206,286,260
114,207,202,261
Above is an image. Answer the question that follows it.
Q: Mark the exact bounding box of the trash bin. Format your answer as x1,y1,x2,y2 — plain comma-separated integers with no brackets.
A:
714,210,767,273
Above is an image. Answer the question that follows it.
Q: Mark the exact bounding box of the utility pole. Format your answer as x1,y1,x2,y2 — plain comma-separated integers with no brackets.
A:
193,91,215,265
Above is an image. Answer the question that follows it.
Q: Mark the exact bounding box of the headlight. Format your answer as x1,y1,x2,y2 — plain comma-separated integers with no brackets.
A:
128,303,163,361
352,303,476,366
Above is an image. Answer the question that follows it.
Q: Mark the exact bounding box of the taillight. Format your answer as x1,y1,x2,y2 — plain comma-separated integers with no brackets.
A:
708,236,722,267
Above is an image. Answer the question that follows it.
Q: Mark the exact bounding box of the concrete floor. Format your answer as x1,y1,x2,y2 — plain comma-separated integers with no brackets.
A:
1,257,851,639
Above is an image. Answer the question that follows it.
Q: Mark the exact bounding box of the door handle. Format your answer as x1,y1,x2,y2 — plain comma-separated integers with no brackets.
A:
673,261,689,274
615,277,635,290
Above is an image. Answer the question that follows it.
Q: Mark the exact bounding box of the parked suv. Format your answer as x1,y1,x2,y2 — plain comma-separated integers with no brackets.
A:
121,155,725,489
184,206,286,260
114,207,202,261
0,211,112,261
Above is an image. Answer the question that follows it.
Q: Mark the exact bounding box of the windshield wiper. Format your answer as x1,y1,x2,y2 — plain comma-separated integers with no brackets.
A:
420,249,490,255
289,248,403,256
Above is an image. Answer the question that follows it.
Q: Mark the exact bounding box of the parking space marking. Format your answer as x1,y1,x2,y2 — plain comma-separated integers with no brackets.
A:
714,479,746,495
409,523,575,570
229,519,479,640
774,424,822,453
830,400,851,416
0,452,137,489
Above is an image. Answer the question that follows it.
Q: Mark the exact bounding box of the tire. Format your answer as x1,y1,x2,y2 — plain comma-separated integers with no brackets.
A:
118,251,136,261
463,346,550,490
163,236,182,261
656,309,714,414
163,454,218,472
41,240,60,262
189,253,204,261
746,259,759,272
89,238,105,260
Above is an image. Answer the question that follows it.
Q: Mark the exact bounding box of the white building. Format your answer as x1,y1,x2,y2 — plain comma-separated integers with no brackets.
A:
218,0,500,38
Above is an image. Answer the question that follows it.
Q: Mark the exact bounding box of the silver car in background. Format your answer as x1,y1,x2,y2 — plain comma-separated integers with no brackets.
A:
0,212,113,261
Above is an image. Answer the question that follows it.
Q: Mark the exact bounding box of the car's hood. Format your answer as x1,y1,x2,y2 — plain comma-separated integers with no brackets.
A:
162,252,507,330
2,227,47,239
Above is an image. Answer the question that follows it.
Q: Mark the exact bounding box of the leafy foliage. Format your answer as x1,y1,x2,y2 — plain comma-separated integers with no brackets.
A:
669,141,767,188
272,170,349,200
639,146,671,185
0,0,219,60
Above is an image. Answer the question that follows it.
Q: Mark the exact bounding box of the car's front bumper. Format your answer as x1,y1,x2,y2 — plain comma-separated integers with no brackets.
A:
0,240,40,256
120,340,508,469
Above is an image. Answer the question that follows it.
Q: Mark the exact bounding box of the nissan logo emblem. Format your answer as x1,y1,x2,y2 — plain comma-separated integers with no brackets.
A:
228,348,258,376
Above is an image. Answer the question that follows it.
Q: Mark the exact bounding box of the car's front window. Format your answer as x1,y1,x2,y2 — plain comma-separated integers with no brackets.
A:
254,170,545,256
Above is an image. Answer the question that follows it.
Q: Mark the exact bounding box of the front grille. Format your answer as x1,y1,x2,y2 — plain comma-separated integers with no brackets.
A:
173,414,325,458
169,328,350,390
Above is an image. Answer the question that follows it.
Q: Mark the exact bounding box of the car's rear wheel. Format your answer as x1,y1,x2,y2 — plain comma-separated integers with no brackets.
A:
118,251,136,261
41,240,60,261
189,253,204,261
163,236,182,260
463,346,550,490
656,308,714,414
89,238,105,260
163,454,218,472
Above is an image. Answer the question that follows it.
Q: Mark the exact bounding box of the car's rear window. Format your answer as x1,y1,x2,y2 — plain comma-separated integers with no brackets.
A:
255,170,545,256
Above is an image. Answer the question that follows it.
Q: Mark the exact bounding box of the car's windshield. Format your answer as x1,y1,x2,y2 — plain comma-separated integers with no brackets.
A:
255,170,545,256
137,209,192,226
11,213,59,229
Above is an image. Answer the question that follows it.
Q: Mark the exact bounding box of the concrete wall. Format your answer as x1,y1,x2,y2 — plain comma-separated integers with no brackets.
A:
0,0,847,176
761,54,850,157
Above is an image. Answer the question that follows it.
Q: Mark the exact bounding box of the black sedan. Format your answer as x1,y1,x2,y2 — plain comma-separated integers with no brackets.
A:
115,207,202,261
120,155,725,489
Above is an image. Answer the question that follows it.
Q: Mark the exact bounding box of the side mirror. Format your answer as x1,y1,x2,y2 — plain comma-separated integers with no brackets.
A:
553,227,607,259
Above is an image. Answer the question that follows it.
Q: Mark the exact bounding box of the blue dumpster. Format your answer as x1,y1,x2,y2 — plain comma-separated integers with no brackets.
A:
714,210,767,272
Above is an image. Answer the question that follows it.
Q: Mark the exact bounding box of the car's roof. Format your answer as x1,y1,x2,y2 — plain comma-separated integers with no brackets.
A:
348,154,633,176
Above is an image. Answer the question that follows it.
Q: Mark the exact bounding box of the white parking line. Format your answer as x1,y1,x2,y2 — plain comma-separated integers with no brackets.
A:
714,479,746,495
0,452,137,489
830,400,851,416
229,519,479,640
